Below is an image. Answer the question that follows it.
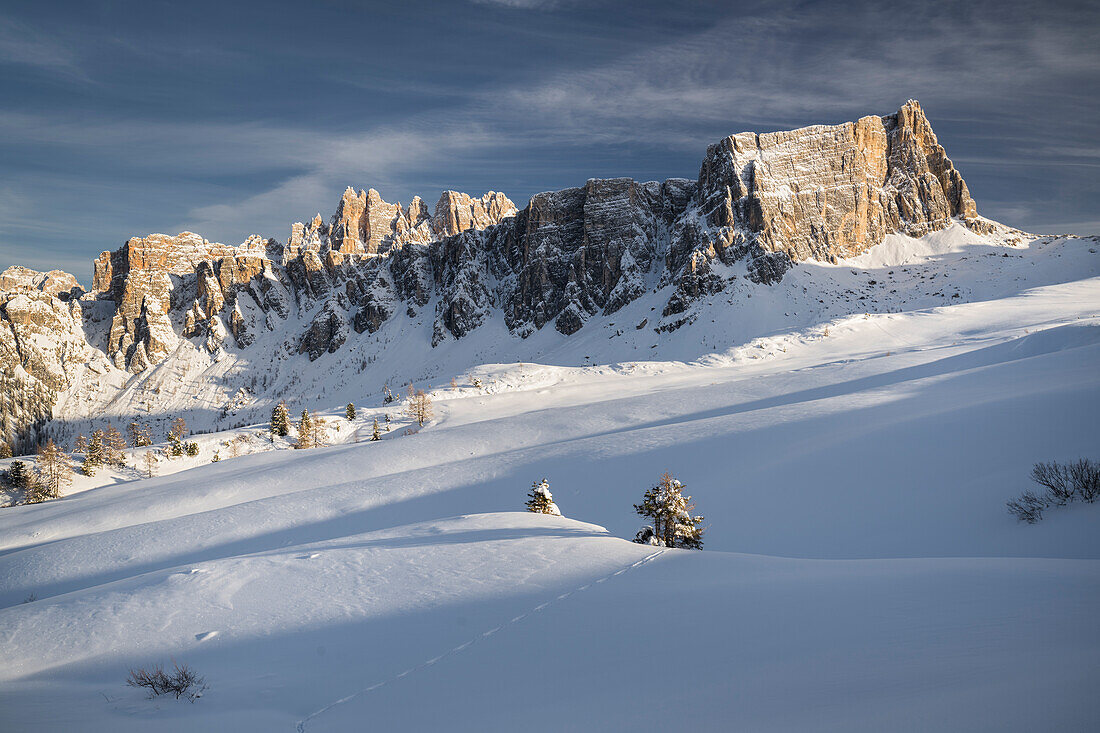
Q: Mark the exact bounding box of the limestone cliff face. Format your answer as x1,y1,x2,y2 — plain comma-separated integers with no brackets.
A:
91,232,285,372
0,267,106,452
681,99,982,286
0,101,994,451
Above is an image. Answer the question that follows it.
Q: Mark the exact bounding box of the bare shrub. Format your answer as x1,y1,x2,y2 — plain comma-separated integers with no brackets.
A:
1031,461,1074,505
127,661,206,702
1006,490,1048,524
1067,458,1100,503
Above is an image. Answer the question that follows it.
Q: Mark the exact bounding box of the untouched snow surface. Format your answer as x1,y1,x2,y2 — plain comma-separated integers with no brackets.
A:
1,229,1099,731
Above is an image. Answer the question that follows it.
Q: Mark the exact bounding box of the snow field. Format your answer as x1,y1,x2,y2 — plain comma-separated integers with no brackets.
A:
1,228,1099,730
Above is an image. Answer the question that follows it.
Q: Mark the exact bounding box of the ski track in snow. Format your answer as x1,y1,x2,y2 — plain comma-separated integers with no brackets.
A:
294,549,667,732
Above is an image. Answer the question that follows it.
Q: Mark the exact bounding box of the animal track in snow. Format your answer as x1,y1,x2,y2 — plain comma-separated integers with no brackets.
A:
294,549,666,732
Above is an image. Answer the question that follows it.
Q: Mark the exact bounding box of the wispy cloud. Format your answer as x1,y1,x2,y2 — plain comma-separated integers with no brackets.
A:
0,0,1097,277
0,14,90,82
468,0,575,9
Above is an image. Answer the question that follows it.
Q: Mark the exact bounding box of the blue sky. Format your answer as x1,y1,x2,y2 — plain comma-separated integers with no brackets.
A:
1,0,1097,283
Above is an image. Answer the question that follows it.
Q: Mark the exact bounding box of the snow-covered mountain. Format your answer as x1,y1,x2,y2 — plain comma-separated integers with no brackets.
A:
1,242,1098,730
0,100,1090,454
2,99,1099,731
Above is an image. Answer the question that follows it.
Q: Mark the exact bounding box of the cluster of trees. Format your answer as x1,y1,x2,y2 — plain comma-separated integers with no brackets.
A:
523,472,706,550
1008,459,1100,523
75,425,128,476
5,440,73,504
166,418,198,457
271,402,330,449
294,409,329,450
2,414,205,505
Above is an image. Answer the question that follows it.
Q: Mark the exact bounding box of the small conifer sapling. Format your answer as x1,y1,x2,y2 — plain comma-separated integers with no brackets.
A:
525,479,561,516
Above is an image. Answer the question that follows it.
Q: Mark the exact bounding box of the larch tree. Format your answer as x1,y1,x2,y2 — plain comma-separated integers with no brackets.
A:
345,403,356,421
74,433,88,454
633,472,704,549
142,451,158,478
105,424,128,466
407,389,433,427
169,417,188,442
296,410,313,449
310,414,328,447
371,418,381,441
525,478,561,516
271,401,291,437
167,417,187,457
33,439,72,501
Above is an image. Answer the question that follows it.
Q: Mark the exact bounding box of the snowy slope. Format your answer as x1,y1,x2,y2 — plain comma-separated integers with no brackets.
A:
40,225,1100,444
1,229,1099,731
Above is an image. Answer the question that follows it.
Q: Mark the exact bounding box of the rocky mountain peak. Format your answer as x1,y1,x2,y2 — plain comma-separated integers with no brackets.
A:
0,101,1005,453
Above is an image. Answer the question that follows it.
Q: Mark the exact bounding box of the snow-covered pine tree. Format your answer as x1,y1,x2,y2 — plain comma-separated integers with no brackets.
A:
346,403,356,421
271,401,291,437
74,433,87,454
0,443,11,459
526,478,561,516
296,410,313,449
633,473,704,549
371,418,381,441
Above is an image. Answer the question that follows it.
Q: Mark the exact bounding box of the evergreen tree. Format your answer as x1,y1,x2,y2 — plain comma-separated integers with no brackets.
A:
345,403,356,421
296,410,313,449
83,429,105,475
0,443,11,459
74,433,88,454
7,459,30,489
525,478,561,515
633,473,704,549
33,439,72,501
371,418,381,441
271,402,291,437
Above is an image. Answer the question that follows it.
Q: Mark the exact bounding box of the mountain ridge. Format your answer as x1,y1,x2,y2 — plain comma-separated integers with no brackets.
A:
0,101,1042,452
